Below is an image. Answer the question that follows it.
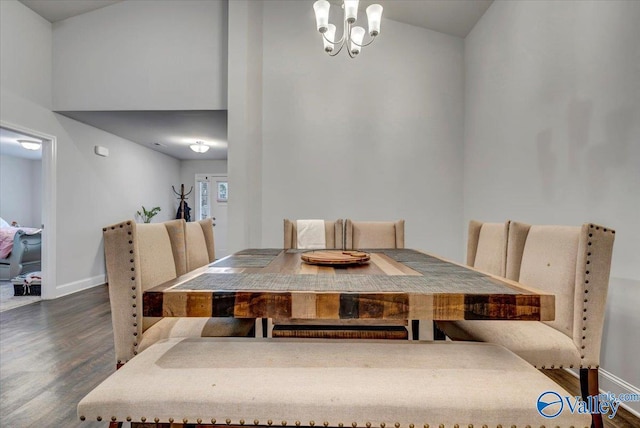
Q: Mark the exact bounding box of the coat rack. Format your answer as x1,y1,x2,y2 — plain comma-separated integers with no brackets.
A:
172,184,193,221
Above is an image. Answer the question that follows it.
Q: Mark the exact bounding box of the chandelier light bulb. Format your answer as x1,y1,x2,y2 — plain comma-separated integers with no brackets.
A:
313,0,330,33
344,0,359,23
324,24,337,52
350,26,365,55
366,4,383,36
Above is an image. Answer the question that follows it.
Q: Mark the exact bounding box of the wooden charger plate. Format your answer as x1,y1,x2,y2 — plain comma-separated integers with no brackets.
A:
301,250,370,266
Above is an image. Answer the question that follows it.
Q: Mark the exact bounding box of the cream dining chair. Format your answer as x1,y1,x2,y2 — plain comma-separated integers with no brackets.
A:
283,218,344,249
437,221,615,428
103,218,254,369
344,219,405,249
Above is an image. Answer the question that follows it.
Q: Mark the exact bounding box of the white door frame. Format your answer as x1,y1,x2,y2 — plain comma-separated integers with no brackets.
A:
1,120,57,300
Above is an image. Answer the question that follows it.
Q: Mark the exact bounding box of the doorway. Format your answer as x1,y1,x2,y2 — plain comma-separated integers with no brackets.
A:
0,121,56,308
195,174,228,258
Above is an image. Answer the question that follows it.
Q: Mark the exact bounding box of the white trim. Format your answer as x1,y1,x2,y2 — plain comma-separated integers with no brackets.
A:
566,368,640,417
0,121,57,300
55,274,106,298
599,368,640,417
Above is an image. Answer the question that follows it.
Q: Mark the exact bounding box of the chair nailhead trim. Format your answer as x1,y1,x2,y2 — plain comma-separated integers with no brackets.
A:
97,416,102,421
126,416,132,422
227,418,233,424
256,420,261,425
198,419,203,424
141,417,146,422
168,418,174,423
240,419,245,425
183,419,189,424
111,416,117,421
80,416,85,421
309,422,314,427
155,418,160,423
212,419,217,424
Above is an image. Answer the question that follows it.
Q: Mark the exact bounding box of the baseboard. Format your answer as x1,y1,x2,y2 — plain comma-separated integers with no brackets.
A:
566,368,640,417
55,274,106,298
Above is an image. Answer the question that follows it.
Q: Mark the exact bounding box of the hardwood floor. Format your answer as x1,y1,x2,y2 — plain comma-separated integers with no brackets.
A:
1,285,638,428
0,285,112,428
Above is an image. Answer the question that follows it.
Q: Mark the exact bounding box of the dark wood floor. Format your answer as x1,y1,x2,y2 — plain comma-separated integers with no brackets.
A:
0,285,113,428
1,285,638,428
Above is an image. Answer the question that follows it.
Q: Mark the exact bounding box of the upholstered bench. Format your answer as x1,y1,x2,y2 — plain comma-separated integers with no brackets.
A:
78,338,590,427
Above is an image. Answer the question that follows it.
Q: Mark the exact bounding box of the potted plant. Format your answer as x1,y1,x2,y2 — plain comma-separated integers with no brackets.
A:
137,206,161,223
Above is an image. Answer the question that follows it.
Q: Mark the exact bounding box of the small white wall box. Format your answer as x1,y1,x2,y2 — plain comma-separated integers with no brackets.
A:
94,146,109,157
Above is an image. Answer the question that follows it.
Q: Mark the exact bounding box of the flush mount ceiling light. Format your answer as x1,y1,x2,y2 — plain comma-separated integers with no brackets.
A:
17,139,42,151
189,141,210,153
313,0,383,58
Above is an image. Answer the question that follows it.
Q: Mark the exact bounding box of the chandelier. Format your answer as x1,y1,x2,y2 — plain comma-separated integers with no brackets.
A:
313,0,383,58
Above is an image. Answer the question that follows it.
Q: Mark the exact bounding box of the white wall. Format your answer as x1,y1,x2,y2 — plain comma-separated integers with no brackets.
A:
227,0,264,252
52,0,228,111
0,155,42,227
464,0,640,404
1,0,181,297
178,159,228,210
258,1,465,259
0,0,51,109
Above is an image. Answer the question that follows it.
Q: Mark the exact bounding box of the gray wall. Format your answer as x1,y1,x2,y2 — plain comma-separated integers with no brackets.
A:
52,0,228,110
0,155,42,227
1,0,181,296
228,0,264,252
463,0,640,408
229,0,466,260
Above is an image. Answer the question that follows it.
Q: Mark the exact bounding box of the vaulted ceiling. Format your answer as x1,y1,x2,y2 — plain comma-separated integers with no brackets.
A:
17,0,492,160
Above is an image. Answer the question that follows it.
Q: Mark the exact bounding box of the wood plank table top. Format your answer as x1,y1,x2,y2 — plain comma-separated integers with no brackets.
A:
143,249,555,321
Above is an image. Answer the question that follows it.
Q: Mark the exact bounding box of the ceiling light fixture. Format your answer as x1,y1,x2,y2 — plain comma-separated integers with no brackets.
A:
189,141,210,153
17,139,42,151
313,0,383,58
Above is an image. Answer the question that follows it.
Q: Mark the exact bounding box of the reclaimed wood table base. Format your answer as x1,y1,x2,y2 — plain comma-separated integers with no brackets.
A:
144,249,554,322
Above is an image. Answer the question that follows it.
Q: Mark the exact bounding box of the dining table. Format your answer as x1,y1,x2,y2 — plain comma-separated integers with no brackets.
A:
143,248,555,328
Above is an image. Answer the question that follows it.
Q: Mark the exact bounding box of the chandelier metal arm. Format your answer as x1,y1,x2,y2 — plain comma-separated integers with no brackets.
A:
349,34,377,48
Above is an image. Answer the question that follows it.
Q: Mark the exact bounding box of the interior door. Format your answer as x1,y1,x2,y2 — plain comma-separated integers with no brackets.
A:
195,174,228,258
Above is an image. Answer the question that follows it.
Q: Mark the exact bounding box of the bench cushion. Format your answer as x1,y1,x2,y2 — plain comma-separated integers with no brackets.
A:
78,338,590,426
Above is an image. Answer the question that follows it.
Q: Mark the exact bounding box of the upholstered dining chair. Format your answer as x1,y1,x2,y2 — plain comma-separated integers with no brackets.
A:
103,219,254,369
283,218,344,249
437,222,615,428
435,220,511,339
466,219,511,278
344,219,405,249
